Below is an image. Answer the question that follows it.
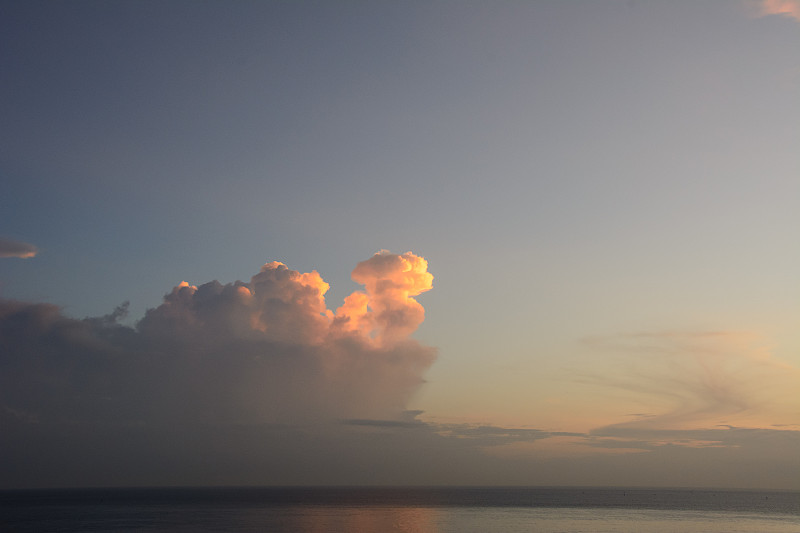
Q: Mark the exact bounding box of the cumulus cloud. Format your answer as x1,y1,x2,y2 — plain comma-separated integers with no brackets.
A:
334,251,433,344
0,251,436,430
0,251,446,487
0,237,38,258
756,0,800,22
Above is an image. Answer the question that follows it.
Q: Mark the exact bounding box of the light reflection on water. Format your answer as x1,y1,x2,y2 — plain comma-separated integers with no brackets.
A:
231,506,800,533
283,506,438,533
3,488,798,532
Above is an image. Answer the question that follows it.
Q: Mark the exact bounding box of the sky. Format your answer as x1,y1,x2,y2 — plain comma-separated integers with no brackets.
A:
1,0,799,489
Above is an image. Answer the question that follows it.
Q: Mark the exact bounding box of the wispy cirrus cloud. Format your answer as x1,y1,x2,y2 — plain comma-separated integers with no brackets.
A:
579,330,800,430
0,237,37,258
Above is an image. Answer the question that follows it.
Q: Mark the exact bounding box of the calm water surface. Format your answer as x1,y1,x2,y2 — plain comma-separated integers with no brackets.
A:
1,487,798,532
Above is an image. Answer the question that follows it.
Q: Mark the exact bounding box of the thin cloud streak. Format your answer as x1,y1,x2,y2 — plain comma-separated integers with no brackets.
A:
0,237,37,258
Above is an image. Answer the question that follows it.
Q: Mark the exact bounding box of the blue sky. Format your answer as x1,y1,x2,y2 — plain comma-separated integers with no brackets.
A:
1,1,799,488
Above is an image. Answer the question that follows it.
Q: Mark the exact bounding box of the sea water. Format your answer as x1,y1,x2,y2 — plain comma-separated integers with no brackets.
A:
1,487,798,532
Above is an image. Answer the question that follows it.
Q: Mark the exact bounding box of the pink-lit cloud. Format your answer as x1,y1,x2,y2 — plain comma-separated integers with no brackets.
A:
335,251,434,345
0,237,37,258
755,0,800,21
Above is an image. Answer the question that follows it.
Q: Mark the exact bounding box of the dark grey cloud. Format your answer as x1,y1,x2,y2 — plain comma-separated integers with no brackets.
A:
341,418,426,429
590,423,800,447
340,418,587,449
433,424,553,447
0,237,37,258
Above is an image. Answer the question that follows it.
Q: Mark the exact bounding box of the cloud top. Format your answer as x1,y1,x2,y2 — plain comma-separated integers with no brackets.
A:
335,251,434,345
0,237,38,258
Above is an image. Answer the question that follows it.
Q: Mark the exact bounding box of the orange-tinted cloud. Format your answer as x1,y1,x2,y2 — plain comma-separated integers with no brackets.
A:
756,0,800,21
0,237,37,258
335,251,434,345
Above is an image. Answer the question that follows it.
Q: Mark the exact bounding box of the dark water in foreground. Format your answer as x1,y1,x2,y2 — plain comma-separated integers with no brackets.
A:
1,487,798,532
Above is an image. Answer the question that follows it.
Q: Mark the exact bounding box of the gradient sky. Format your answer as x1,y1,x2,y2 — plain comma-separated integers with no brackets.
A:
1,0,799,489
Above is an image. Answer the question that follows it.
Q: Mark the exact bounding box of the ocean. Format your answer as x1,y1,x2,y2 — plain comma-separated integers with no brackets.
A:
1,487,798,532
